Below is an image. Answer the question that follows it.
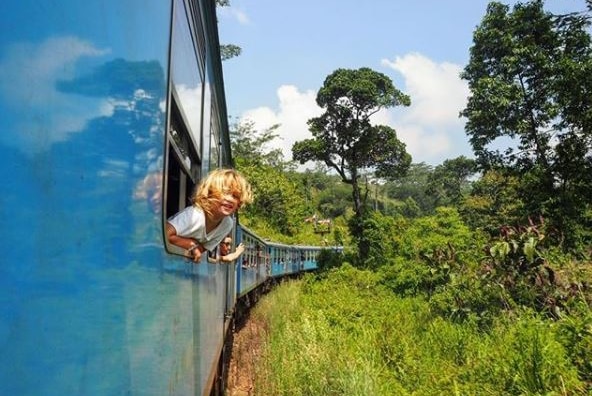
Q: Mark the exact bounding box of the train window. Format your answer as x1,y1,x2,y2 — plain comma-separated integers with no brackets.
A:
165,93,201,218
163,0,205,256
171,0,204,157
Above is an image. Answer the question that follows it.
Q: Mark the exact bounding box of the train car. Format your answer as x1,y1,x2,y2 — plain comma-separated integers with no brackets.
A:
0,0,236,394
235,225,339,297
0,1,342,395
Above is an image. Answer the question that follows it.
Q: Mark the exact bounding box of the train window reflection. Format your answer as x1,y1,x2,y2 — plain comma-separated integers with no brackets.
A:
171,0,204,154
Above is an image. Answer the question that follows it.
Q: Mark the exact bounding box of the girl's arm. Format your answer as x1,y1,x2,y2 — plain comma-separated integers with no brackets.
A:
166,222,205,262
220,243,245,263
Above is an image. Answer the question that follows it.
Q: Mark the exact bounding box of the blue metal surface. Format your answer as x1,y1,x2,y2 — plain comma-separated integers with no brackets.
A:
0,1,201,394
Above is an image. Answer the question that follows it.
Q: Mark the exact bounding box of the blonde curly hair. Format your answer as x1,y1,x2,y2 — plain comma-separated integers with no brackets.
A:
192,168,253,217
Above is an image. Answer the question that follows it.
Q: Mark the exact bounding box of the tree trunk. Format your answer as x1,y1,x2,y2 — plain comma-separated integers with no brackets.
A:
349,172,370,262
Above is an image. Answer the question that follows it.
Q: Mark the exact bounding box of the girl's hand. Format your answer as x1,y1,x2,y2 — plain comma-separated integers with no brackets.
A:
191,248,202,262
188,242,205,263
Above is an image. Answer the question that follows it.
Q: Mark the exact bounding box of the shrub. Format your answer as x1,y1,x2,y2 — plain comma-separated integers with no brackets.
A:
315,248,344,272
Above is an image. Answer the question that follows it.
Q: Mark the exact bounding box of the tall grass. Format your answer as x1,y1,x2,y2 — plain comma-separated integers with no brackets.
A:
249,266,586,395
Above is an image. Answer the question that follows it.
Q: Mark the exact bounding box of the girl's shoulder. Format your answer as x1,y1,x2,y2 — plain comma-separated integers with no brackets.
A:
171,205,204,220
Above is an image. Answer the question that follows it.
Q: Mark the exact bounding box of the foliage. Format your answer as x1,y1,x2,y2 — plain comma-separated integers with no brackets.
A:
557,301,592,383
460,0,592,249
391,207,478,263
230,119,288,169
426,156,477,208
460,169,525,235
383,162,436,215
220,44,242,61
378,207,484,297
238,163,308,237
230,121,308,237
315,183,352,219
251,268,587,395
352,211,400,270
215,1,242,61
481,217,569,318
315,248,345,272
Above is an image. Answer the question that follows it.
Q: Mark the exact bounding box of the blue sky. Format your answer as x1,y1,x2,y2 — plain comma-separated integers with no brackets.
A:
218,0,588,167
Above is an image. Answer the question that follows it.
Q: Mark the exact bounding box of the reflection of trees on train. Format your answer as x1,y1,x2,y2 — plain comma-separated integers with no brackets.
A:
43,58,166,264
0,51,175,392
134,172,163,214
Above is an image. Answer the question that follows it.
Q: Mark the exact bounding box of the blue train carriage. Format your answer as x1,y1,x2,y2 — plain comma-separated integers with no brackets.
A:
1,0,235,395
235,225,270,297
267,241,324,276
235,224,336,292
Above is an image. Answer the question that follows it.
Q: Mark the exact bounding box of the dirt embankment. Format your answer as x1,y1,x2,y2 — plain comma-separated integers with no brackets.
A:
225,313,267,396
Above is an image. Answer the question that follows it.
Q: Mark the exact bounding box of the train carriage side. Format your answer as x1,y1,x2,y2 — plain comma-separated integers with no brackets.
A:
236,224,333,283
267,242,326,276
235,225,271,297
0,1,233,395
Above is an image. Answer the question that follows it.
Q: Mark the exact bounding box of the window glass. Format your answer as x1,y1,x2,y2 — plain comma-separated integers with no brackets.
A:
209,106,220,167
171,0,203,153
200,76,212,174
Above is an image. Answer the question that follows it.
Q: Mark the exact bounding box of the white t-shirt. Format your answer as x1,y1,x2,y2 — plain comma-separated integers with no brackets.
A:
167,205,234,251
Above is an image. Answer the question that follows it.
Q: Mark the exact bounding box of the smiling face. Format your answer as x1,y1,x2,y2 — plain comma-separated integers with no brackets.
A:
220,237,232,255
216,192,239,217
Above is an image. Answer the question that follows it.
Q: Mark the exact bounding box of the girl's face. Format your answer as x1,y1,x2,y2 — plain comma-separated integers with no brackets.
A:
216,191,240,217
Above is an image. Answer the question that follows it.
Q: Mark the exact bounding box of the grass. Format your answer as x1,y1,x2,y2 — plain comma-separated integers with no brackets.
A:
247,266,588,395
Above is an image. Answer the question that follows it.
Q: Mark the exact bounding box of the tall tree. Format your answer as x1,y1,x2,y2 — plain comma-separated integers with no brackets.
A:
292,68,411,217
230,119,287,169
230,121,305,236
292,68,411,258
460,0,592,248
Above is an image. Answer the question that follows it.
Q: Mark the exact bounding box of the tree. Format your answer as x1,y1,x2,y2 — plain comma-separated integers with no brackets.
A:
461,170,525,235
384,162,436,215
426,156,478,208
220,44,242,61
292,67,411,259
460,0,592,249
230,119,287,169
292,68,411,257
229,121,306,236
215,0,242,61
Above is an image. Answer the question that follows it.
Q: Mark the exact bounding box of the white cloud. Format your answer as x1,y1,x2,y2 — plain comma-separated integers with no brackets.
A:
381,52,473,165
238,53,474,168
0,36,111,154
240,85,322,163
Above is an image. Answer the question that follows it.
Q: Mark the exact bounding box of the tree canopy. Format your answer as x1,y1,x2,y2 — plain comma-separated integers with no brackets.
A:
460,0,592,248
292,67,411,219
292,67,412,259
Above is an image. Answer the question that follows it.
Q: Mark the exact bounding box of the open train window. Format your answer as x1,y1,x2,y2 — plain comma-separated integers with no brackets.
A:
163,91,202,255
163,0,207,256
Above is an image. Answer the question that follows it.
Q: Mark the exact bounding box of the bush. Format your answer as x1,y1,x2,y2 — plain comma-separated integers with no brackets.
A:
315,248,344,272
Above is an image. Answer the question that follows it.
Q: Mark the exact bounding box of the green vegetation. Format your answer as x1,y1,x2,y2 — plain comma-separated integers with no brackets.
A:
292,67,411,258
461,0,592,250
251,267,587,395
229,1,592,394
